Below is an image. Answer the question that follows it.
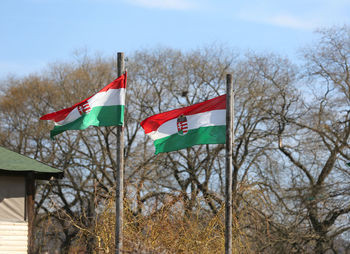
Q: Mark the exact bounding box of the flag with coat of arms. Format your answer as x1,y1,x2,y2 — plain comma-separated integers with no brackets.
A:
140,94,226,154
40,73,127,139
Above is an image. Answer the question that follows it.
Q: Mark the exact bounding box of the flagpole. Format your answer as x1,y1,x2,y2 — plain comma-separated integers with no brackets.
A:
225,73,233,254
116,52,125,254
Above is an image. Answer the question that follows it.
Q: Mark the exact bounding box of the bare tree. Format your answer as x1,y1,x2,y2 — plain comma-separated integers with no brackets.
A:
258,26,350,254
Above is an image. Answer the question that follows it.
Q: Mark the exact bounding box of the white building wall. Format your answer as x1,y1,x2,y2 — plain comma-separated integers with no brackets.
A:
0,221,28,254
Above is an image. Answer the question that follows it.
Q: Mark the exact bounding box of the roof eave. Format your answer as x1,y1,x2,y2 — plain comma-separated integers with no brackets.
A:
0,169,64,180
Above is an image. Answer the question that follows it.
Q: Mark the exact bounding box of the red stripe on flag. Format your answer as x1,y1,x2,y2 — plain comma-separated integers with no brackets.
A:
140,94,226,134
99,72,127,91
40,73,127,122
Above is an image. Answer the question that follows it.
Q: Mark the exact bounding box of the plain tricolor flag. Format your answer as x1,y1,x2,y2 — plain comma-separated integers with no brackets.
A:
141,94,226,154
40,73,127,139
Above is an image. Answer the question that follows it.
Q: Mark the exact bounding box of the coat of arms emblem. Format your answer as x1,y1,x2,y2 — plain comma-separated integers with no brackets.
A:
177,115,188,136
77,102,91,115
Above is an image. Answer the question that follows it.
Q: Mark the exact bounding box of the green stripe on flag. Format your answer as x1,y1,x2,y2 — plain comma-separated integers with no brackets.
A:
50,105,124,138
153,125,226,154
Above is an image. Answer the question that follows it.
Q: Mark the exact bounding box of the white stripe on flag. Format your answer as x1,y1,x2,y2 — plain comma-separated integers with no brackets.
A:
88,88,125,107
56,88,125,126
148,109,225,140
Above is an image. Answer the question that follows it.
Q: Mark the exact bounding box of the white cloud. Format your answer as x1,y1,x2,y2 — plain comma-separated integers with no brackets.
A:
236,0,350,30
124,0,197,10
268,15,317,30
239,12,318,30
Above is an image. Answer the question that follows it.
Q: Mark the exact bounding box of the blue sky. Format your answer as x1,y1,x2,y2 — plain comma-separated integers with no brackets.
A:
1,0,350,79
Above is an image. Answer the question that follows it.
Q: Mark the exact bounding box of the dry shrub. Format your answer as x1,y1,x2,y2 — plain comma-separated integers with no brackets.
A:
93,196,116,253
124,198,224,253
37,184,271,253
91,194,253,254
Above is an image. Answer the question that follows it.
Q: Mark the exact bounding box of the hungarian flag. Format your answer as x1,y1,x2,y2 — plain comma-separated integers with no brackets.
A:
40,73,127,139
141,94,226,154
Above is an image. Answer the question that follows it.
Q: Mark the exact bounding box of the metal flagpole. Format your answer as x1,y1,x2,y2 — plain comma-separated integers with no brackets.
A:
225,73,233,254
116,52,125,254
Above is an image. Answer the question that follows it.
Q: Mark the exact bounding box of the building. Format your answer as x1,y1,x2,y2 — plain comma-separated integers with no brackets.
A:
0,146,63,254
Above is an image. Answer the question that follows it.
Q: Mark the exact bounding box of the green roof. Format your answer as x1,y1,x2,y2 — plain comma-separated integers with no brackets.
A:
0,147,63,179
